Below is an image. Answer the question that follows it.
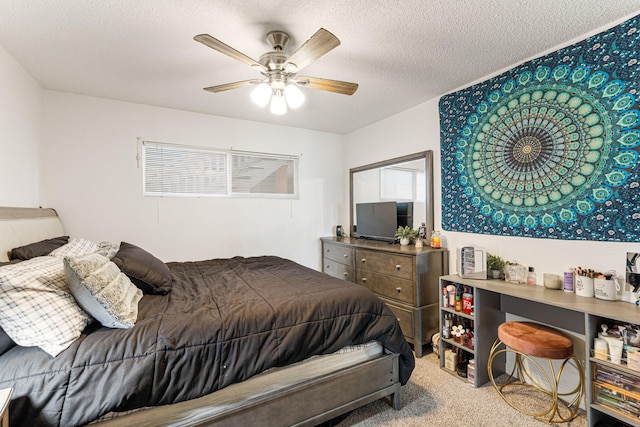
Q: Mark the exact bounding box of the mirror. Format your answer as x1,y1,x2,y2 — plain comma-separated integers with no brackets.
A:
627,252,640,293
350,151,434,239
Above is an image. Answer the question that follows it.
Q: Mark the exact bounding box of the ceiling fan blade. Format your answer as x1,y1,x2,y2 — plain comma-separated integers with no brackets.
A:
284,28,340,73
203,80,259,93
194,34,267,72
296,76,358,95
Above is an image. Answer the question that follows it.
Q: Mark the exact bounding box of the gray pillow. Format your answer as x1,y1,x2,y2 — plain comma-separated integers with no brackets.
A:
0,326,16,356
112,242,172,295
9,236,69,260
64,253,143,329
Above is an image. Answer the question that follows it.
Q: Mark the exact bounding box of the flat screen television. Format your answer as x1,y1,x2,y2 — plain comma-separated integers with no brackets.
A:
355,201,414,242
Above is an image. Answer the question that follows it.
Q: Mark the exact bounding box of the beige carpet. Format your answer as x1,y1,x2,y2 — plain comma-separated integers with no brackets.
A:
337,353,588,427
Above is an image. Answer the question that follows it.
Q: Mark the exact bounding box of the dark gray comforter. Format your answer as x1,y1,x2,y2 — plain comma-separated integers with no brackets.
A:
0,256,415,426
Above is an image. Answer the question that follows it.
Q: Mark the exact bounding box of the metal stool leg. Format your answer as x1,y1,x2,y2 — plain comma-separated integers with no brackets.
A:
488,338,584,424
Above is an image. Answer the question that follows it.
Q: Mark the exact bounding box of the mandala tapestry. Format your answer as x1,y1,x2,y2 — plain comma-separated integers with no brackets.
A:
439,14,640,241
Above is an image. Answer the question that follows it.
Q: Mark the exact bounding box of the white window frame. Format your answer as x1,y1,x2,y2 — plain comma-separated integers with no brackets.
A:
141,140,299,199
379,166,417,201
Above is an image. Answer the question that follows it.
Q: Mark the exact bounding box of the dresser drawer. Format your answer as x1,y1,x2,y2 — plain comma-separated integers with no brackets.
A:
384,303,414,339
356,270,416,305
355,249,414,280
323,258,355,282
323,243,354,265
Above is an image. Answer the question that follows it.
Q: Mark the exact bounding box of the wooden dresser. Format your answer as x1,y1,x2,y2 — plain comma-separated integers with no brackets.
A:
321,236,449,357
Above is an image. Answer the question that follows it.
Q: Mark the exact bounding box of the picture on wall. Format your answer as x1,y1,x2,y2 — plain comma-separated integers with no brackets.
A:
439,14,640,241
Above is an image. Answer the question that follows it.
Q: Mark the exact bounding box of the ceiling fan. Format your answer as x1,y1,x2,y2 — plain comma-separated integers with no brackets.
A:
194,28,358,115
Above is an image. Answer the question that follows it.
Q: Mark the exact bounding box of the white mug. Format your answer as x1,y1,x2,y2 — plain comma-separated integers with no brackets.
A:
575,276,594,298
594,278,619,301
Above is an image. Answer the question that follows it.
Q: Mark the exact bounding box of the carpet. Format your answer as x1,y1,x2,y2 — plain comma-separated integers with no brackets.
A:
337,353,587,427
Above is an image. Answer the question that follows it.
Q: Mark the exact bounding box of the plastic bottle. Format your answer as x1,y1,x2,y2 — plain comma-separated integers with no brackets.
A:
442,314,452,339
467,359,475,383
454,295,462,312
563,271,574,292
527,267,537,285
446,285,456,307
419,222,427,240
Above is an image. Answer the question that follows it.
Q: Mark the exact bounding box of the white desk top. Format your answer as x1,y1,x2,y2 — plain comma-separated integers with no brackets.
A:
442,274,640,324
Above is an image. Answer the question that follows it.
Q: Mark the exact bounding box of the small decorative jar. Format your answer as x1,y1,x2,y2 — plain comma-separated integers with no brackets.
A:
504,262,527,284
430,230,441,248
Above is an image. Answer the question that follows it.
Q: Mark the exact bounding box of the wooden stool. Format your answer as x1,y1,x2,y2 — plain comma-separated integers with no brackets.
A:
488,321,584,424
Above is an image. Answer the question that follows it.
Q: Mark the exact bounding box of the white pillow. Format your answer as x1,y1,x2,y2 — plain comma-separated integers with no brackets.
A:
64,253,142,329
48,237,100,258
96,241,120,259
0,256,93,356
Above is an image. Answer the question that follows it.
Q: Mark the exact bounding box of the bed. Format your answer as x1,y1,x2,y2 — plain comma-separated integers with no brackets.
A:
0,207,415,427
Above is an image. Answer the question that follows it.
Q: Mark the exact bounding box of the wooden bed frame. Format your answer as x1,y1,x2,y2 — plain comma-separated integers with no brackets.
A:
99,351,401,427
0,206,404,426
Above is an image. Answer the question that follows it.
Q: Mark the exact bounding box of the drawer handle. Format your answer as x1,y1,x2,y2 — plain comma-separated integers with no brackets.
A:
361,278,367,283
396,287,402,293
325,265,330,269
343,272,348,276
395,264,401,270
343,254,348,258
361,258,366,263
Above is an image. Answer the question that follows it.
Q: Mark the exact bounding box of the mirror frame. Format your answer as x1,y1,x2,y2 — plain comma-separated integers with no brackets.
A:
349,150,434,239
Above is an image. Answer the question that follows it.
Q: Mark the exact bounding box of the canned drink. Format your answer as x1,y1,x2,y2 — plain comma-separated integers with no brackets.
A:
462,293,473,314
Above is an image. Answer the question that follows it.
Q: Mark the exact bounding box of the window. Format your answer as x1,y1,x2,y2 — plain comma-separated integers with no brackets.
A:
380,167,417,201
142,141,298,198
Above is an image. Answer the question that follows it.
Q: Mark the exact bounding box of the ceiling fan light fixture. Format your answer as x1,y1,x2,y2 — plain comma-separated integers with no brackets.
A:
284,63,298,74
197,28,357,115
284,84,305,109
270,90,287,115
250,82,272,107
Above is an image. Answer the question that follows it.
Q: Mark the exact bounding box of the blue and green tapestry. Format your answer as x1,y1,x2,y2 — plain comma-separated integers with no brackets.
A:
439,15,640,241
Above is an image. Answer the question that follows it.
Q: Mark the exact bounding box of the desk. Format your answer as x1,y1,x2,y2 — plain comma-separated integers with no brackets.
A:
439,274,640,427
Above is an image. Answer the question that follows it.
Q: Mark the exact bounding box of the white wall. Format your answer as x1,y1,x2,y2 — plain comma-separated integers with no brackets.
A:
2,18,637,278
0,44,42,207
39,92,345,268
345,98,639,290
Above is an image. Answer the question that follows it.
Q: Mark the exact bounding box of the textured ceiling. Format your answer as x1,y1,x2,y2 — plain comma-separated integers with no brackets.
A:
1,1,639,134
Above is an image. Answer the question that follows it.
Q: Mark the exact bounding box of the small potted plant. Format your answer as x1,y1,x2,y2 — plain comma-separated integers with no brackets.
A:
487,254,507,279
395,226,419,246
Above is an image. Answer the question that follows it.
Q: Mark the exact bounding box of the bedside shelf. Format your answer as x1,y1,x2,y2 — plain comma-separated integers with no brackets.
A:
440,336,475,354
439,277,504,388
441,306,474,321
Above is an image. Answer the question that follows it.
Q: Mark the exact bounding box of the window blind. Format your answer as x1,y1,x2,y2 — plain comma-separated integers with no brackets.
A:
142,141,298,198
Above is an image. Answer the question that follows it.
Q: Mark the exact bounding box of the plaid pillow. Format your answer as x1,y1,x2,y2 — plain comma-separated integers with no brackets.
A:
48,237,101,259
0,256,93,356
